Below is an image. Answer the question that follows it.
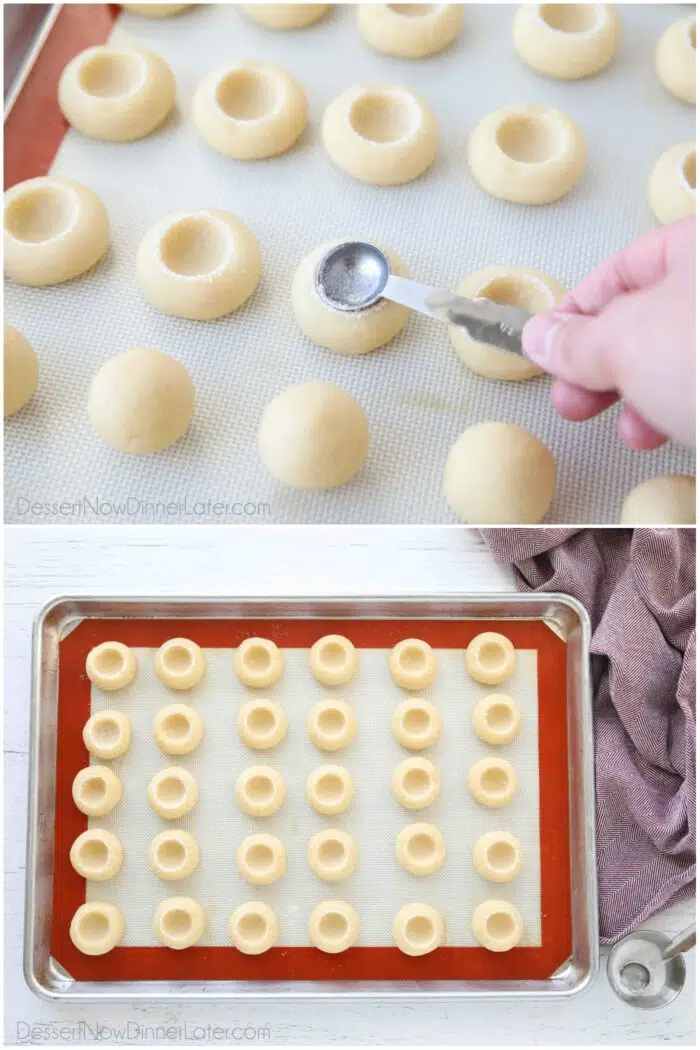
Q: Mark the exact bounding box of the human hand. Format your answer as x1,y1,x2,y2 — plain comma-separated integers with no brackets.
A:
521,217,696,450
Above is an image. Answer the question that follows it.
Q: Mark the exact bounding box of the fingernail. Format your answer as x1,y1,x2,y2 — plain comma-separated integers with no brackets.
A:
522,314,565,363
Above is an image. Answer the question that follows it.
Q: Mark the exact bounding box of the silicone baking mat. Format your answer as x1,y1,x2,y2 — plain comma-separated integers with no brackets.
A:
6,3,694,524
51,616,571,983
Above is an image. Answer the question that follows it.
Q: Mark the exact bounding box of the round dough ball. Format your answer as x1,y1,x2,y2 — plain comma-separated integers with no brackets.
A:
4,177,109,286
308,698,357,752
472,693,521,746
308,828,357,882
392,697,441,750
238,699,288,750
193,61,307,159
70,902,124,955
468,105,586,205
359,4,463,60
396,822,445,876
392,756,441,810
235,765,286,816
237,833,286,885
620,475,696,525
148,829,200,880
648,143,696,225
444,422,556,524
309,634,357,685
656,16,696,105
4,323,38,417
58,46,175,142
258,382,369,489
389,638,437,690
154,896,205,949
322,83,438,185
467,757,518,809
83,710,132,760
449,266,567,381
234,637,284,688
122,4,191,16
308,900,360,953
473,831,523,883
88,347,195,455
85,641,137,691
393,902,444,956
229,901,279,955
137,209,261,320
153,703,204,756
472,899,524,952
70,828,123,881
154,637,205,690
72,765,123,817
306,764,355,815
465,632,516,686
147,766,199,819
241,4,330,28
513,4,620,80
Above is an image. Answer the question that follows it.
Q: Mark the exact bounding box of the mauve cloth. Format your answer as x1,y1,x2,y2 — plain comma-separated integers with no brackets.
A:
481,528,696,944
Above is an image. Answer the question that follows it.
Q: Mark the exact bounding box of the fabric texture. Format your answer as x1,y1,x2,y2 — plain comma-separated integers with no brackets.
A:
481,528,696,944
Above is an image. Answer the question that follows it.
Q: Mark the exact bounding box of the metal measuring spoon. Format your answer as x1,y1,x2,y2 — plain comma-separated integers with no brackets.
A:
606,923,695,1009
315,241,532,357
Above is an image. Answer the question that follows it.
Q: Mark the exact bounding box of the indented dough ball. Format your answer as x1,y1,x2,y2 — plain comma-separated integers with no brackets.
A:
619,475,696,525
443,422,556,524
358,4,464,59
70,902,124,955
647,143,696,225
88,347,195,454
656,16,696,105
241,4,330,29
258,382,368,489
512,3,620,80
4,323,38,417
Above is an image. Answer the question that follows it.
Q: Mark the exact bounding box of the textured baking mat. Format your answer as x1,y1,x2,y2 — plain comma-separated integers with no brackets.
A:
6,2,694,524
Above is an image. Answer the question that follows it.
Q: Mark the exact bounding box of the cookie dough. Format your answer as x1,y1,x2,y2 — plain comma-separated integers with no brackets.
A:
449,266,566,381
70,902,124,955
309,634,358,685
193,61,307,159
396,822,445,876
472,693,521,746
154,896,205,949
322,84,438,185
620,475,696,525
468,757,518,809
58,46,175,141
389,638,437,690
83,710,132,760
473,831,523,883
306,764,355,815
513,4,620,79
308,828,358,882
153,703,204,755
122,4,191,15
229,901,279,955
238,699,288,749
656,16,696,105
468,105,586,204
4,177,109,286
258,382,369,488
444,422,556,524
358,4,463,58
147,766,199,819
88,347,195,455
237,833,286,885
392,697,441,750
465,632,516,686
308,698,357,751
472,899,524,952
234,637,284,688
235,765,286,816
72,765,123,817
154,637,205,690
137,209,261,320
393,902,444,956
241,4,330,28
308,900,360,953
392,756,441,810
70,828,123,881
648,142,696,224
148,829,200,880
86,641,137,691
4,323,38,417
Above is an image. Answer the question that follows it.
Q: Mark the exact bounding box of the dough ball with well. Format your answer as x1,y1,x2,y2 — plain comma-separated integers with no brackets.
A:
4,323,38,417
620,475,695,525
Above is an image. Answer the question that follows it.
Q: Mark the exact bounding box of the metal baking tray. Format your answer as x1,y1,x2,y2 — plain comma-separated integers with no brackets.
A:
26,593,597,1002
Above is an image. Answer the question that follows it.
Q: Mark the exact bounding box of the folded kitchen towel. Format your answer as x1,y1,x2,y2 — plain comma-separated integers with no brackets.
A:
481,528,696,944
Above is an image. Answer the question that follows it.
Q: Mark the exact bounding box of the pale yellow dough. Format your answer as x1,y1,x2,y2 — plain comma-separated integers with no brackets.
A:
70,902,124,955
393,902,444,956
153,703,204,755
322,84,438,185
648,143,696,225
308,901,360,953
472,693,521,746
468,105,586,204
472,899,524,952
4,177,109,286
154,896,205,949
449,266,567,381
235,765,286,816
123,4,192,16
193,61,307,159
154,637,205,690
148,829,200,880
473,831,523,883
234,637,284,688
306,764,355,815
70,828,123,881
389,638,437,690
358,4,464,59
308,634,358,685
468,757,518,809
656,16,696,105
308,828,358,882
72,765,123,817
86,641,137,690
88,347,195,455
229,902,279,954
83,710,132,760
465,632,516,686
237,833,286,885
241,4,330,29
308,698,357,751
147,766,199,819
258,382,369,489
238,699,288,750
392,697,441,750
396,822,445,876
513,4,620,80
4,324,38,417
392,756,441,810
620,475,696,525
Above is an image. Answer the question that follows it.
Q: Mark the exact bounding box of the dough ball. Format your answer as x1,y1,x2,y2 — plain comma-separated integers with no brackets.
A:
258,382,369,489
308,900,360,953
309,634,358,686
467,757,518,809
86,641,137,690
153,703,204,756
392,697,441,750
389,638,437,690
513,3,620,80
472,899,524,952
473,831,523,883
235,765,286,816
237,699,288,750
443,422,556,524
308,698,357,751
620,475,696,525
72,765,123,817
308,828,357,882
465,632,516,686
4,323,38,417
396,822,445,875
154,896,205,949
358,4,464,59
393,902,444,956
656,16,696,105
472,693,521,746
70,828,123,881
449,266,566,381
154,637,205,690
306,764,355,815
229,901,279,955
122,4,191,15
241,4,330,29
83,710,132,760
70,902,124,955
234,637,284,688
237,833,286,885
88,347,195,455
392,756,441,810
147,766,199,819
148,829,200,880
648,142,696,225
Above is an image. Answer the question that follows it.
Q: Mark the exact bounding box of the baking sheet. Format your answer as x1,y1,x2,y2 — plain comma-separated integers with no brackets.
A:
5,2,694,524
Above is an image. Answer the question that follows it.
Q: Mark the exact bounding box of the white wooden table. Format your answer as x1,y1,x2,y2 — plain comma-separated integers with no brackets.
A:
4,527,695,1045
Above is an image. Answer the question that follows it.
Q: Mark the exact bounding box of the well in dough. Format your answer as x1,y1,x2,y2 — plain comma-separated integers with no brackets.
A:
154,637,205,690
193,61,307,159
70,902,124,955
656,16,696,105
393,902,444,956
449,266,566,381
147,766,199,819
88,347,194,455
234,637,284,688
322,84,438,185
468,105,586,204
465,632,516,686
308,634,358,685
473,831,523,883
308,900,360,953
308,828,357,882
306,764,355,815
86,641,137,690
258,382,369,489
396,822,445,876
392,756,441,810
308,698,357,751
238,699,288,750
647,143,696,225
153,703,204,755
241,4,330,29
237,833,286,885
389,638,437,690
467,757,518,809
229,901,279,955
154,896,205,949
70,829,123,881
83,710,132,760
235,765,286,816
4,177,109,286
358,4,464,59
4,323,38,417
148,829,200,880
444,421,556,524
472,899,524,952
72,765,123,817
472,693,521,746
392,697,441,750
620,475,696,525
122,4,192,16
513,4,620,80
